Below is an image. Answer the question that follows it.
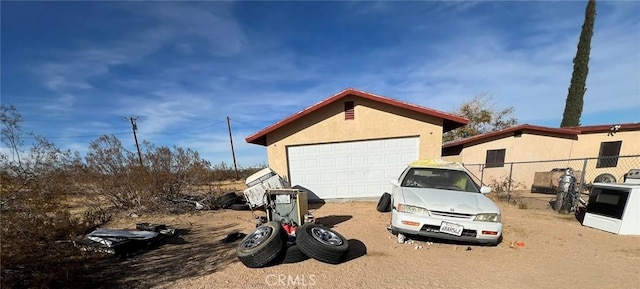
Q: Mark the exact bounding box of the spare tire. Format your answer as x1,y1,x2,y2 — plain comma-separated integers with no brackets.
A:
296,223,349,264
377,192,391,212
236,221,287,268
594,173,616,183
218,192,238,209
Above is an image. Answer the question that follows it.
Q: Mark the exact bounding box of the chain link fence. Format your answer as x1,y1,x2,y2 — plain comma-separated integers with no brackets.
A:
464,155,640,204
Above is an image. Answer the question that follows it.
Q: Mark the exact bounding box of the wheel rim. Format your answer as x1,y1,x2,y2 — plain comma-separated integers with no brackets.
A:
310,227,343,246
241,226,272,249
595,174,615,183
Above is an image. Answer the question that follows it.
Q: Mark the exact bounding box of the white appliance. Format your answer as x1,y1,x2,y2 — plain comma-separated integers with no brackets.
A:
582,170,640,235
243,168,288,208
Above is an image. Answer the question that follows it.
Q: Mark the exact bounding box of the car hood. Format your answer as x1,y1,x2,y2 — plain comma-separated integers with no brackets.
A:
400,187,500,215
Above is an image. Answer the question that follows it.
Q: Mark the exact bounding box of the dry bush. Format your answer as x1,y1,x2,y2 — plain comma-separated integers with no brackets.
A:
1,105,264,287
84,136,218,212
487,176,527,207
1,105,100,288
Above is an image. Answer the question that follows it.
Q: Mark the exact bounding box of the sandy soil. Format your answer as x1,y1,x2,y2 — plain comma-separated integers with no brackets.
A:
87,198,640,289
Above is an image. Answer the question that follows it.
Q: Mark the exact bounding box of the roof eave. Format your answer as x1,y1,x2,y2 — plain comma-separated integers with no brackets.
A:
245,88,468,146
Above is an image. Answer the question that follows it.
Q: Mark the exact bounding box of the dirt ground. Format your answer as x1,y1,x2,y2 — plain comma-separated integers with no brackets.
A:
80,194,640,289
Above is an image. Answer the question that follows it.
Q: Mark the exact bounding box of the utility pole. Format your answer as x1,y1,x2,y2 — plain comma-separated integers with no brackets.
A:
227,116,239,180
127,116,144,167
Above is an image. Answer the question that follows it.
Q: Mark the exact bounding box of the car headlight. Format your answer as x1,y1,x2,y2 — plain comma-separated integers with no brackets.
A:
474,213,501,222
398,204,430,216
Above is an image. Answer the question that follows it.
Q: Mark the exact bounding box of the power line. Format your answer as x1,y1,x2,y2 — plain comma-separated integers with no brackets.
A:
22,132,131,139
138,120,228,136
19,119,229,139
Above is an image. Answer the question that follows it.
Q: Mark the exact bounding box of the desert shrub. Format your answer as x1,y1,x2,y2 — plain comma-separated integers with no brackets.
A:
1,105,262,287
488,176,527,206
1,105,97,288
84,136,219,212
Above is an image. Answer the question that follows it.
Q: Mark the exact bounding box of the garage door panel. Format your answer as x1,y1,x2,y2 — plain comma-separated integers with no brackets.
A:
303,159,318,169
351,142,365,150
319,158,333,168
334,144,349,152
320,173,334,182
402,151,416,162
303,146,318,154
367,155,382,164
384,154,405,164
288,137,419,199
351,156,366,165
319,145,333,153
384,139,400,148
367,140,383,149
336,172,350,182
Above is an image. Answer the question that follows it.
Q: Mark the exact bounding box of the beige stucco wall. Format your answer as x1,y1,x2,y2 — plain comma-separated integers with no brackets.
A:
459,133,576,188
264,95,445,179
459,133,574,164
568,130,640,183
459,130,640,188
569,130,640,159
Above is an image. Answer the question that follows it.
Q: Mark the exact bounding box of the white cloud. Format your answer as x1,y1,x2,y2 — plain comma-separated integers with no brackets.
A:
5,1,638,167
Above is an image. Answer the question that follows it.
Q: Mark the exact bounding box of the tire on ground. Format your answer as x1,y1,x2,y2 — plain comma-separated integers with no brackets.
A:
229,203,250,211
236,221,287,268
594,173,616,184
281,245,309,264
376,192,391,212
296,223,350,264
218,192,238,209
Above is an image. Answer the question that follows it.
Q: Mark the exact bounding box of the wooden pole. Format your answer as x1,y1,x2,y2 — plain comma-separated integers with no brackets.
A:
227,116,239,180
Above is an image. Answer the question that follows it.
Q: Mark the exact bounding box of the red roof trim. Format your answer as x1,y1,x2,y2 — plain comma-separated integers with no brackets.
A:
442,124,581,148
246,88,469,146
567,122,640,133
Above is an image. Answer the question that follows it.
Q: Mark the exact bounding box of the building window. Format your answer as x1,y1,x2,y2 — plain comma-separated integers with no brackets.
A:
485,149,506,168
344,101,354,120
597,141,622,168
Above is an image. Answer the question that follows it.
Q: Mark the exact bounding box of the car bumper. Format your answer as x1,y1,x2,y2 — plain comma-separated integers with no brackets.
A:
391,211,502,244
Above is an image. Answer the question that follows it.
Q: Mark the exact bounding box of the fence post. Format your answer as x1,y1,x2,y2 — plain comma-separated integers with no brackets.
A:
579,158,588,193
507,163,514,203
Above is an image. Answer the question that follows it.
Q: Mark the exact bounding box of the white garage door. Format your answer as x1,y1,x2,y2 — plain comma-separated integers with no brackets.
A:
287,137,419,199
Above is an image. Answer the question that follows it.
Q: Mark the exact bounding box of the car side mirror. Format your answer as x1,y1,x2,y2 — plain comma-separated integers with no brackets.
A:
480,186,492,194
390,179,400,187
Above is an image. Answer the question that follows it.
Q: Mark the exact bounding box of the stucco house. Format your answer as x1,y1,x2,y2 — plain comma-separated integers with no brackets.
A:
442,122,640,188
245,88,468,200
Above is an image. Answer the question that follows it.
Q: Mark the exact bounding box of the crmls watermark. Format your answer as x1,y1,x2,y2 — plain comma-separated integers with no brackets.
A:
265,274,317,287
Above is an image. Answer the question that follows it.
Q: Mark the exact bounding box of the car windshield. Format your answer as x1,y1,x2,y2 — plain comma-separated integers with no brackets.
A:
401,167,479,193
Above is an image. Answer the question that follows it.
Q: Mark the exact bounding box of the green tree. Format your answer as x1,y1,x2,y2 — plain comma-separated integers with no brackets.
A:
561,0,596,127
443,94,518,142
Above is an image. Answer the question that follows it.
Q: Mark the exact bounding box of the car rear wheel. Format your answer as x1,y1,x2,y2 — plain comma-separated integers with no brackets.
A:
376,193,391,212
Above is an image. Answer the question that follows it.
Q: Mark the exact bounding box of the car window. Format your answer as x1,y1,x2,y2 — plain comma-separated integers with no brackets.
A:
401,168,479,192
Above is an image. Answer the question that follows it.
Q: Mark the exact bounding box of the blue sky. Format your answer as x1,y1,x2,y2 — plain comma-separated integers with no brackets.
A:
2,1,639,167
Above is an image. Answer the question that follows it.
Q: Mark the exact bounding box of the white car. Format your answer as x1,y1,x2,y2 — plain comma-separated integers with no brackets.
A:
390,160,502,246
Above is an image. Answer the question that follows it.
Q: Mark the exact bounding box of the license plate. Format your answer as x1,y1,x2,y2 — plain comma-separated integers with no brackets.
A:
440,221,463,236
